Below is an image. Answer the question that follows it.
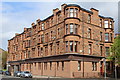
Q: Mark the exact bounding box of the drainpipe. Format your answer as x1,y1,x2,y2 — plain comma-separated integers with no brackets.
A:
104,58,106,79
82,10,85,78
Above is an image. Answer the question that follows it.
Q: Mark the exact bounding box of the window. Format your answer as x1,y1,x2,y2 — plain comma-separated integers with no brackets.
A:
57,62,59,70
41,48,43,56
38,46,40,56
41,34,44,43
62,61,64,71
105,47,110,56
74,24,77,34
46,21,49,28
74,8,78,17
70,41,73,52
70,24,74,34
50,62,52,70
70,8,74,17
58,28,60,35
88,14,91,23
66,24,68,34
92,62,97,71
105,33,109,42
88,44,92,54
66,41,68,52
104,21,108,28
34,63,36,67
75,41,77,52
110,33,112,42
51,31,53,40
88,28,91,39
100,19,102,27
41,23,44,30
66,8,78,17
45,46,48,56
66,8,69,17
57,14,61,23
45,33,48,42
51,18,53,25
57,43,59,54
100,46,102,56
50,44,53,55
78,61,81,71
110,21,112,28
100,32,102,41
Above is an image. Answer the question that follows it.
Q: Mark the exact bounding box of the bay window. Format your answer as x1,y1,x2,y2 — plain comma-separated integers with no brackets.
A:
65,41,78,52
74,8,78,17
110,21,112,28
70,24,74,34
66,8,78,17
66,24,78,34
70,41,73,52
70,8,74,17
104,21,108,28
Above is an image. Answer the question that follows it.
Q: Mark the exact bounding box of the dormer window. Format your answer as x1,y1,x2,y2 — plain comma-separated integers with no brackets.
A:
104,20,108,28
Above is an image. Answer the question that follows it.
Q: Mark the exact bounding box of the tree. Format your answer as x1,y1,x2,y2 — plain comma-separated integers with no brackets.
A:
110,35,120,65
2,51,8,69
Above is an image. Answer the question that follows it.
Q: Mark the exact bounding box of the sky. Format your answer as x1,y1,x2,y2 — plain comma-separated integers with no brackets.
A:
1,1,119,50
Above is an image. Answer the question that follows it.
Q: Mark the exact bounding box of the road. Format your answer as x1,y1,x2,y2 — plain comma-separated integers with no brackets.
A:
1,74,119,80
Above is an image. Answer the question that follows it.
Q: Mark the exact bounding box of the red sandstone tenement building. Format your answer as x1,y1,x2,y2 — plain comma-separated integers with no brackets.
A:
7,4,114,78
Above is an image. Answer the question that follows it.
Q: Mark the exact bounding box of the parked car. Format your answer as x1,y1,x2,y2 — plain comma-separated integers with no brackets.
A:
3,71,11,76
14,71,21,77
20,71,32,78
0,70,3,74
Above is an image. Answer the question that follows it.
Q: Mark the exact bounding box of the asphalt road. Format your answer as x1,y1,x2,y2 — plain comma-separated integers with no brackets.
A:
1,74,120,80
